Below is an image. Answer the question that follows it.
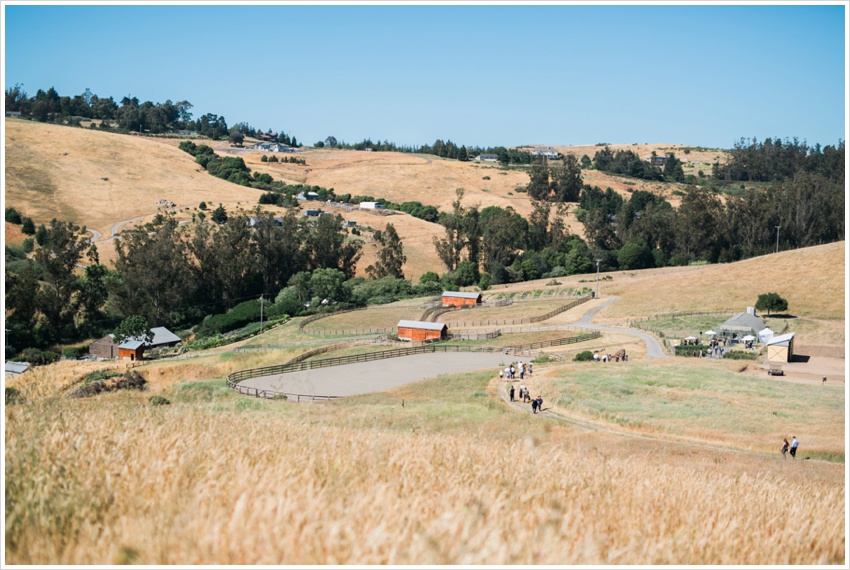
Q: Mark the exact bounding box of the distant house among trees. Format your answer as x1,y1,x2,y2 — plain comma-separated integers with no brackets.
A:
475,153,498,162
396,320,448,342
532,147,559,159
247,216,284,228
89,327,181,361
359,202,384,210
648,155,667,166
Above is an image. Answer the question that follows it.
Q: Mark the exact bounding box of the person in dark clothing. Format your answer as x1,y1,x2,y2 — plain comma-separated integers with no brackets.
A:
531,398,538,414
509,385,515,402
781,438,789,458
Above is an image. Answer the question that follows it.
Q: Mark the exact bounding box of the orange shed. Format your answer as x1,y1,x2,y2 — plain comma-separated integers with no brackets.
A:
397,320,448,342
442,291,482,308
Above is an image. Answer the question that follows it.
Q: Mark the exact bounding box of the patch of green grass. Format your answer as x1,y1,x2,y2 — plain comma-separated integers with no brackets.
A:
171,379,234,403
548,361,845,452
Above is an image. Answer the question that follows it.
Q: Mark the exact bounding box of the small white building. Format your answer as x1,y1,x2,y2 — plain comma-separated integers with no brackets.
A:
359,202,384,210
475,154,498,162
532,147,559,159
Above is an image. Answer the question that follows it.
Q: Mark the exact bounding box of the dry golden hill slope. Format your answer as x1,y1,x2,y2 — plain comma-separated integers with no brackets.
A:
5,121,735,280
488,241,846,321
4,120,261,241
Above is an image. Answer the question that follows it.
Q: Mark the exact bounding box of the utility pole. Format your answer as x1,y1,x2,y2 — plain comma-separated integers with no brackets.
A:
259,294,264,334
775,226,781,254
595,259,601,299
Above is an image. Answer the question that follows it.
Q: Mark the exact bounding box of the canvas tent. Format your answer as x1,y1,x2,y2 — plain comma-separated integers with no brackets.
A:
758,327,775,344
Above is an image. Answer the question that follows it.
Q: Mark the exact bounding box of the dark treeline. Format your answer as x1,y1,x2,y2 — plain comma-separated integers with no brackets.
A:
713,137,845,182
5,84,299,143
4,210,364,353
591,147,687,182
315,135,535,165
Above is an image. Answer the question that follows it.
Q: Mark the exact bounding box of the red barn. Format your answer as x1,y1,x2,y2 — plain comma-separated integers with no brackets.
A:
397,320,448,342
442,291,482,308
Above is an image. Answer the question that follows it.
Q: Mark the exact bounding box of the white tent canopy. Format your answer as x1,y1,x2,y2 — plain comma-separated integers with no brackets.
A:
758,327,775,343
704,330,717,336
742,335,756,342
684,336,697,341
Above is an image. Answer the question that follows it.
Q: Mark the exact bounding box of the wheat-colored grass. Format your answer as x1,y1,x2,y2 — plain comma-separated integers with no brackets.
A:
4,366,844,565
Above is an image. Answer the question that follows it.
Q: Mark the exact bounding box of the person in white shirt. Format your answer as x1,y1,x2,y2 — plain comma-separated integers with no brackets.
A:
790,436,799,459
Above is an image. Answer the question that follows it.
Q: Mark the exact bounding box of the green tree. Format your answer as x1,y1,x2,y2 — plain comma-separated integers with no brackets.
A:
21,217,35,235
372,223,406,279
755,292,788,315
551,154,583,202
433,189,466,271
113,315,153,345
33,219,91,336
112,216,193,326
5,207,22,224
228,130,244,146
617,241,655,270
211,204,228,224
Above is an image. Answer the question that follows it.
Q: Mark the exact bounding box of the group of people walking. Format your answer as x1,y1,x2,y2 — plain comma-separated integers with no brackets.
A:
500,361,531,381
781,436,800,459
503,364,543,414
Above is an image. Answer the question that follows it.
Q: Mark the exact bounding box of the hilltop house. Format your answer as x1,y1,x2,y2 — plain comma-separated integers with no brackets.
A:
475,153,498,162
532,147,559,160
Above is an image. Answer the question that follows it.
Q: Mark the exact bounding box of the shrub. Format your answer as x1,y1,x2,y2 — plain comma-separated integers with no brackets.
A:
197,299,262,338
149,395,171,406
674,344,709,357
61,346,88,359
21,217,36,235
5,207,22,224
574,350,594,362
722,351,758,360
13,348,59,366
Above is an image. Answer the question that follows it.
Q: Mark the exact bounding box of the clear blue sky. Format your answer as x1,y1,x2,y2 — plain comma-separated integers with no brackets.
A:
3,3,847,149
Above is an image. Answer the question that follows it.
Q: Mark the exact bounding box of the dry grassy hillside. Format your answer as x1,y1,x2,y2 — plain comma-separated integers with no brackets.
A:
4,120,261,241
488,241,846,321
6,121,736,280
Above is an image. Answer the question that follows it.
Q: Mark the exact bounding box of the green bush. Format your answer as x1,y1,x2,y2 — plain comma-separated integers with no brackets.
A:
5,207,22,224
62,346,88,359
13,348,59,366
722,350,758,360
574,350,594,362
149,395,171,406
197,299,262,338
674,344,709,357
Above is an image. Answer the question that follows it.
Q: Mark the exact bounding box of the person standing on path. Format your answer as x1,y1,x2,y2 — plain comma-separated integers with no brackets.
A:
499,369,504,381
509,385,515,402
781,438,789,458
790,436,799,459
531,398,539,414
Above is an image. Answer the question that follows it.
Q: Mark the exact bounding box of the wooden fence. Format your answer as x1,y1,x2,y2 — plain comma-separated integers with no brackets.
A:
226,331,601,400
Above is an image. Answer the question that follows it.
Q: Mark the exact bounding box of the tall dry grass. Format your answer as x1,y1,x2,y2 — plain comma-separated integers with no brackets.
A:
5,382,845,565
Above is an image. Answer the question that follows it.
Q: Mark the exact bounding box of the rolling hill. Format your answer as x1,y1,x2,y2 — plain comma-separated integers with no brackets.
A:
5,119,729,279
